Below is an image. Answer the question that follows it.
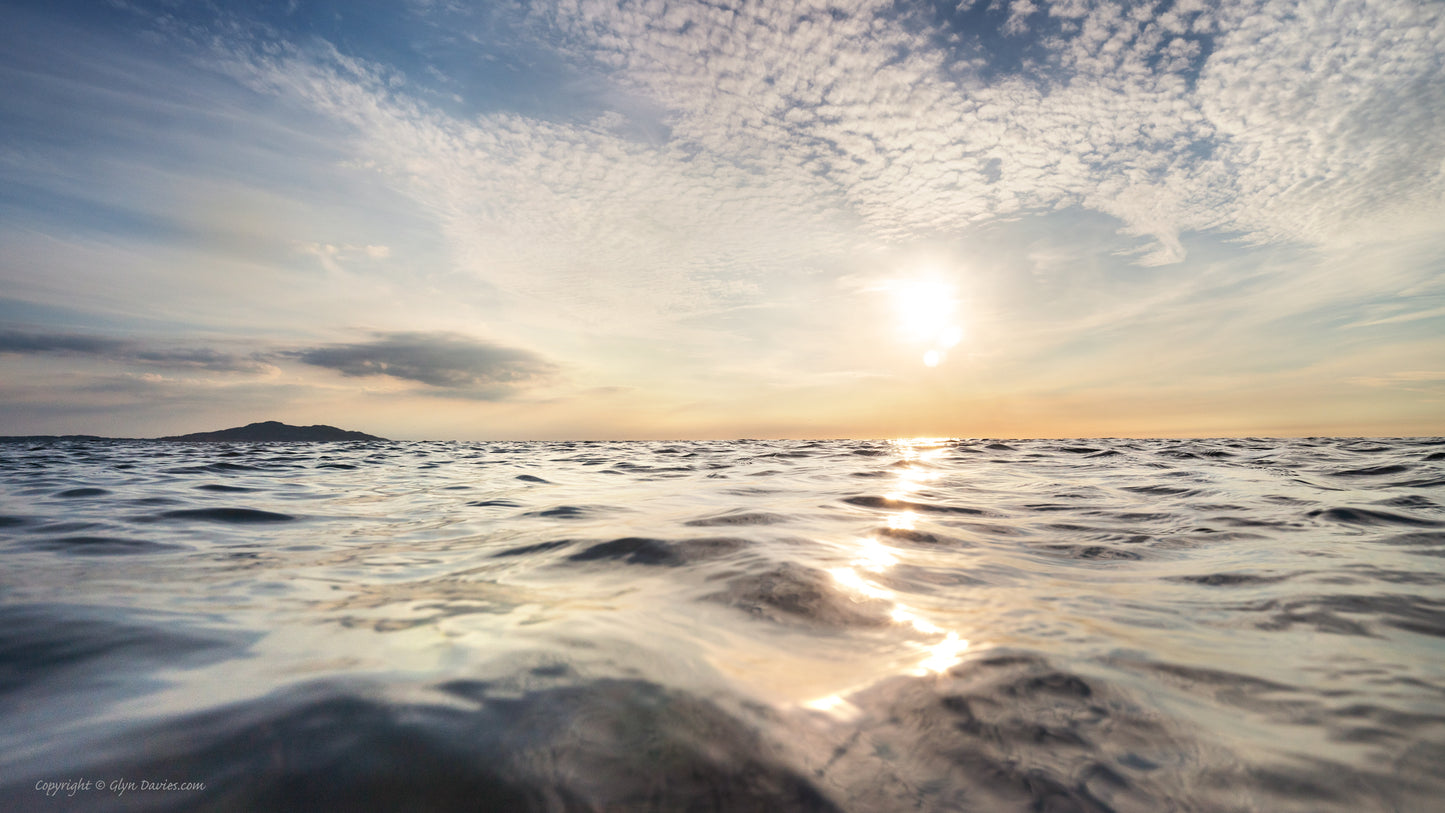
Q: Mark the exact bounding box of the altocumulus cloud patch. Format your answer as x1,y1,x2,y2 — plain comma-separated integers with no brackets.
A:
293,332,557,396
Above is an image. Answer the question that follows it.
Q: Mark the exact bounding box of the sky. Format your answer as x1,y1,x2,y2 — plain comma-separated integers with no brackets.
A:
0,0,1441,440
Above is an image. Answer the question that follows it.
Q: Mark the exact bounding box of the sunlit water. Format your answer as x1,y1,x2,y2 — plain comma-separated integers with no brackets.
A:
1,437,1443,811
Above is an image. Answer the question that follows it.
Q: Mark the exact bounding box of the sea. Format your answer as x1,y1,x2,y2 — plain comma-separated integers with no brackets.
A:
1,437,1442,812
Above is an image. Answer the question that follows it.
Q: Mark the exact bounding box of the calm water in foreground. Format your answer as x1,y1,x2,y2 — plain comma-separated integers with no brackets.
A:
1,437,1443,812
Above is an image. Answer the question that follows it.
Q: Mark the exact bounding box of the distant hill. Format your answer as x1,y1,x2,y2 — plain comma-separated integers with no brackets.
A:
0,421,387,443
158,421,387,442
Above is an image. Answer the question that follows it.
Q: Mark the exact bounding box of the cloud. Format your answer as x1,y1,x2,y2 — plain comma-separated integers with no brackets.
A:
507,0,1443,262
0,329,272,372
1,327,555,399
182,0,1441,301
293,332,556,397
206,35,855,333
294,242,392,274
1348,371,1445,389
0,329,123,355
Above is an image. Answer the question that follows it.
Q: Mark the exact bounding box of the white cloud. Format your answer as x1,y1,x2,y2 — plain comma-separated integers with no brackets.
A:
192,0,1444,307
505,0,1444,264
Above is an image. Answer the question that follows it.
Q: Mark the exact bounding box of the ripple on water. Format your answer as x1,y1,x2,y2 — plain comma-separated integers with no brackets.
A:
1309,507,1441,527
684,510,789,527
566,536,749,566
1329,464,1413,477
843,495,986,515
152,508,297,523
56,487,110,498
707,562,893,627
17,536,190,556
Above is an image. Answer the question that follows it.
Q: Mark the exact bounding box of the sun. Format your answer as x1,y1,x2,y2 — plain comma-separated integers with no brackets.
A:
891,276,964,366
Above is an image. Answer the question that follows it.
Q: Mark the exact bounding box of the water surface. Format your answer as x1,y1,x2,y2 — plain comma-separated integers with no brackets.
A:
2,437,1443,811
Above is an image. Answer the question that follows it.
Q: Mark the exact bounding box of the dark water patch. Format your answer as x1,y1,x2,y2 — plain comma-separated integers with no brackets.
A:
130,496,184,505
515,474,551,483
0,679,840,813
1058,446,1102,454
165,461,266,474
816,653,1174,812
317,462,357,469
684,510,787,527
0,603,241,696
1121,484,1197,496
984,442,1016,450
492,540,573,558
1020,502,1076,511
1088,449,1121,458
1301,594,1445,638
1255,604,1376,637
0,516,26,528
708,563,891,627
568,536,747,566
1309,507,1441,527
1176,572,1293,587
1111,657,1294,697
1340,566,1445,586
876,527,969,546
1374,495,1438,509
843,495,985,515
19,535,189,556
1391,475,1445,488
1041,544,1143,561
20,520,107,534
1328,464,1411,477
1423,451,1445,461
1101,511,1177,523
56,487,110,498
1263,494,1314,505
1339,444,1393,453
196,484,260,493
468,499,520,508
1375,531,1445,547
153,508,297,524
522,505,587,519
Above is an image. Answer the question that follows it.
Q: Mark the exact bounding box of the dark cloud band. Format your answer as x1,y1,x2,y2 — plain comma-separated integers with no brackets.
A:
292,332,556,396
0,330,268,373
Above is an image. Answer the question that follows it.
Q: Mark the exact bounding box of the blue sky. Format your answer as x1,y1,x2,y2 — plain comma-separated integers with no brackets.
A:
1,0,1441,439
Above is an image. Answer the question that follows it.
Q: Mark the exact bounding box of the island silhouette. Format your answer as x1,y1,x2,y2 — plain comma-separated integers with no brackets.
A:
0,421,387,443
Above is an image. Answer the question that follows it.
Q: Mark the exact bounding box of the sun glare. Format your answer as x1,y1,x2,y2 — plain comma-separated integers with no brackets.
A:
891,275,965,367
